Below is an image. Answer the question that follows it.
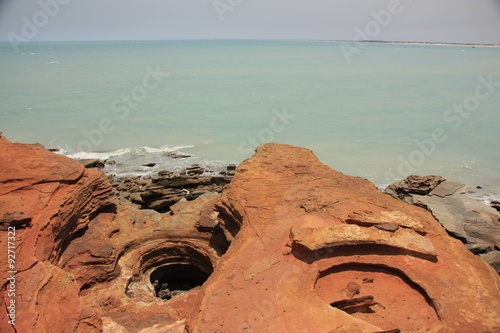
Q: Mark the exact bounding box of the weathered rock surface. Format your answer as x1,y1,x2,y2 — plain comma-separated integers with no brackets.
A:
1,137,499,333
109,172,233,213
0,135,229,333
188,144,500,333
385,175,500,257
480,251,500,272
0,136,115,332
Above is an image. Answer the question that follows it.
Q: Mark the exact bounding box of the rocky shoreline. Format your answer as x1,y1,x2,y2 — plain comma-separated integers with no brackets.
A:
72,156,500,273
67,150,500,267
385,175,500,271
1,135,499,332
107,165,235,213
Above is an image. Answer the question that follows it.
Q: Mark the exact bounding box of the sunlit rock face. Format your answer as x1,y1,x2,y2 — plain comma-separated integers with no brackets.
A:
1,136,499,333
188,143,500,333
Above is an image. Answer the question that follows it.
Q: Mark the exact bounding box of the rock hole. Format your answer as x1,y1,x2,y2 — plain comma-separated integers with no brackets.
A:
150,263,210,296
137,244,215,300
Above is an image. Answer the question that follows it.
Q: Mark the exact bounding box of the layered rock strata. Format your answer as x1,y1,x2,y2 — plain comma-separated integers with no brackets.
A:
1,137,499,332
186,143,500,333
386,175,500,272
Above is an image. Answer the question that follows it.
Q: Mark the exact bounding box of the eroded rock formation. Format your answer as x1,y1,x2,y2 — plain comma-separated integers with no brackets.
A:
1,137,499,333
386,175,500,272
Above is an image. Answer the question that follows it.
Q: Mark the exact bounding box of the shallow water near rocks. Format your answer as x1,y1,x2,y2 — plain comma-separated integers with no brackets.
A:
1,40,499,201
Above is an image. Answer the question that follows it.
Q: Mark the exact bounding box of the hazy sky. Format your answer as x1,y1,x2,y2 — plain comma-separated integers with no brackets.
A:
1,0,499,44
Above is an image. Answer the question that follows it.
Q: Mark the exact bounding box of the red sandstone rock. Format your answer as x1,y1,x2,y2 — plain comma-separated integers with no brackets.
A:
188,143,500,333
0,138,115,333
1,140,499,333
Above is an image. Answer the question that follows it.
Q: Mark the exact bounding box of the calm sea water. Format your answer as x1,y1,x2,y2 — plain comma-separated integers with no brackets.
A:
1,40,499,201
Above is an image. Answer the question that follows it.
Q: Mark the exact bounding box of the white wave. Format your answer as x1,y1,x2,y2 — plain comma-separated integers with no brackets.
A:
66,148,131,160
143,145,194,154
59,144,194,161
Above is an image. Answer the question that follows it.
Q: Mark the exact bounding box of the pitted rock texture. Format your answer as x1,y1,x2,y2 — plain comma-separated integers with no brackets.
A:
1,137,499,333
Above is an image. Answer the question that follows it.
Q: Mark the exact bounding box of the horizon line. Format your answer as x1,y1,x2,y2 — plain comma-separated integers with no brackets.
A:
0,38,499,47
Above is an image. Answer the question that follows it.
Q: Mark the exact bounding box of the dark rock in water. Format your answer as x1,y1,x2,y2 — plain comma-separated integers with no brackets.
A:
79,159,105,169
142,163,156,167
182,165,205,176
158,170,174,177
164,152,191,159
106,160,116,165
491,200,500,212
48,148,60,152
224,164,237,176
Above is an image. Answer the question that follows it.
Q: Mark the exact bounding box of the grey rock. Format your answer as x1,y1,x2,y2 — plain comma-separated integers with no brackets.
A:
465,243,495,254
429,181,468,197
28,142,45,148
79,159,105,169
415,193,500,246
491,200,500,212
479,251,500,272
158,170,174,176
155,176,214,188
387,175,500,248
374,222,399,232
185,166,205,176
389,175,445,195
148,197,183,211
129,193,145,205
164,152,191,159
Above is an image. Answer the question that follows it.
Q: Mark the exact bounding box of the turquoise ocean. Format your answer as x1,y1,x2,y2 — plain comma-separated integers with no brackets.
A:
1,40,499,202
